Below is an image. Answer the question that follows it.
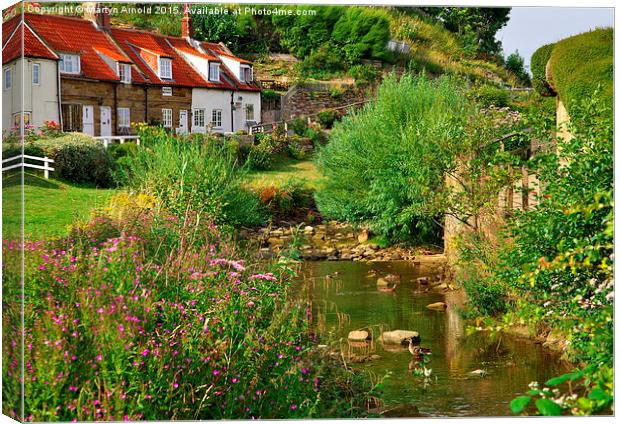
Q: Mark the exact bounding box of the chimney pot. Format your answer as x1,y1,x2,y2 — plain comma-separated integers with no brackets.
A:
182,4,193,39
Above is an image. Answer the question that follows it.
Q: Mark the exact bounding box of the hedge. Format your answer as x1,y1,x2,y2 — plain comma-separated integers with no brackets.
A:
3,134,116,187
531,28,613,118
530,43,555,97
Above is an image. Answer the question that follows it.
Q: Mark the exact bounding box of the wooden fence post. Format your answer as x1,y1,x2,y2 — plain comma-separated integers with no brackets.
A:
44,157,49,179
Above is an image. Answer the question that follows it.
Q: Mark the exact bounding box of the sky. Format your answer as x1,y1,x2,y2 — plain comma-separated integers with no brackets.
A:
496,7,614,71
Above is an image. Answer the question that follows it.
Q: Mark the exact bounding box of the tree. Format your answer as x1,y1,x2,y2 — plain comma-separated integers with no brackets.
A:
190,5,246,51
505,50,531,86
421,7,511,57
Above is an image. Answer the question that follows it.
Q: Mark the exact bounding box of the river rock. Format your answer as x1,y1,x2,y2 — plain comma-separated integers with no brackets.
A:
376,277,389,287
470,369,487,377
358,229,370,243
417,276,430,285
303,225,314,233
384,273,401,282
381,403,421,417
348,330,371,342
381,330,420,345
426,302,447,310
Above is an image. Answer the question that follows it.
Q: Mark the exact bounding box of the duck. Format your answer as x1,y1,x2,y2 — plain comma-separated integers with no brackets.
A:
407,338,431,357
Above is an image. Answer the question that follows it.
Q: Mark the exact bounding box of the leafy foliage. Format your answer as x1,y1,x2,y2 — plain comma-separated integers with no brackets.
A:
459,94,613,415
505,50,531,86
420,7,511,57
315,74,474,244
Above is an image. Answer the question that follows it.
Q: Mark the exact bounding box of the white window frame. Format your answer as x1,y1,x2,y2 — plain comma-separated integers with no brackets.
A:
118,63,131,84
162,108,173,128
209,62,220,82
211,109,222,128
117,107,130,129
4,68,12,90
240,65,252,83
245,104,254,121
59,53,81,75
32,63,40,85
193,108,205,128
159,57,172,79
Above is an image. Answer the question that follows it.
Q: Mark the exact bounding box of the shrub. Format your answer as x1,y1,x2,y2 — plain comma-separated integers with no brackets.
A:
315,74,472,244
258,180,314,220
107,142,138,160
316,109,338,129
469,85,509,108
34,133,115,187
298,43,344,78
348,64,379,84
290,117,308,136
247,142,275,170
120,133,266,229
286,137,306,160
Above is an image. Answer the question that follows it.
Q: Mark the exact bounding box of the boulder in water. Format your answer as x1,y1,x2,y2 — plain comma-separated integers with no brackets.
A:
348,330,371,342
381,330,420,345
426,302,447,310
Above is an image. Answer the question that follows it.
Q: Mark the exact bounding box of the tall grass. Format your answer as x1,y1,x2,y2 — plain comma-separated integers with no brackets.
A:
315,74,473,243
118,133,266,229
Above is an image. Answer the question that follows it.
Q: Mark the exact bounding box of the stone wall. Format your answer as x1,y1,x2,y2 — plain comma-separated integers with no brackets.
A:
282,84,369,121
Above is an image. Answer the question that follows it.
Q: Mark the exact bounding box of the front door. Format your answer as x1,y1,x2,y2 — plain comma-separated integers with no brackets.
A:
82,105,94,136
179,110,188,134
100,106,111,137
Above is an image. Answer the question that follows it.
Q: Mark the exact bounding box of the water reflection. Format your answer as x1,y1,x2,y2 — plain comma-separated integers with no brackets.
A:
297,260,571,417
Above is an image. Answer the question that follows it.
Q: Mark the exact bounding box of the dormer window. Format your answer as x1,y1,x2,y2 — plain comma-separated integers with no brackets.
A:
240,65,252,83
118,63,131,83
59,53,80,74
159,58,172,79
209,62,220,82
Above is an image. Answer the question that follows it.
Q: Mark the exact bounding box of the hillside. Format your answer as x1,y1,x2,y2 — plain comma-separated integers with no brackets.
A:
9,4,519,88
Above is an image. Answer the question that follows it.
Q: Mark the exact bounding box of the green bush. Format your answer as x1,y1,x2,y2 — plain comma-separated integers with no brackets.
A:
247,142,275,171
120,132,266,229
315,74,472,244
348,64,379,84
290,117,308,136
316,109,338,129
530,43,555,96
298,43,344,78
107,142,138,160
469,85,509,108
35,134,115,187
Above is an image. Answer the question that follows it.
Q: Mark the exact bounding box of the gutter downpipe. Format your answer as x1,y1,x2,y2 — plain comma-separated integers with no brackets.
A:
57,61,63,129
230,90,235,132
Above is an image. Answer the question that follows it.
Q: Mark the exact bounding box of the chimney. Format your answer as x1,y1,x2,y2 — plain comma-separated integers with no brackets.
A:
83,3,111,31
181,4,193,39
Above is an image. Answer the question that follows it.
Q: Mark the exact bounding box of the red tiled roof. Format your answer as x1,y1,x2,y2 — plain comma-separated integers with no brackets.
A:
201,42,259,92
3,21,59,64
2,14,20,43
25,13,129,81
202,41,252,64
111,28,207,87
165,37,238,90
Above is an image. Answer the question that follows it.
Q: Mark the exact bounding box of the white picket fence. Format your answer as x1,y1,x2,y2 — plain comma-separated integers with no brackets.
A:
2,154,55,179
95,135,141,149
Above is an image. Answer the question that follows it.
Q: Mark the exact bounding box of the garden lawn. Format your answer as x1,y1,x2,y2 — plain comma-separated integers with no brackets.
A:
245,156,323,190
2,173,116,239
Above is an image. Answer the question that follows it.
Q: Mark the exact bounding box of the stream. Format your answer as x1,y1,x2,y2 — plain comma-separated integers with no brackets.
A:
297,259,570,417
